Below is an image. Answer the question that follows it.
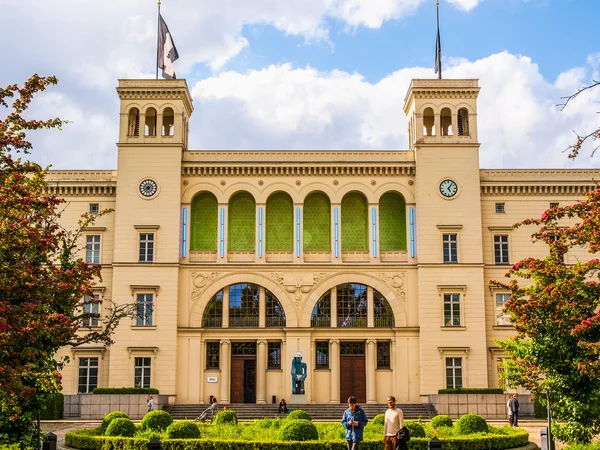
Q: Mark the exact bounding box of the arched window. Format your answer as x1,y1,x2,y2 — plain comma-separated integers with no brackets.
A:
229,283,259,327
337,283,367,327
303,192,331,251
311,291,331,328
441,107,452,136
341,192,368,251
457,108,469,136
162,107,175,136
423,107,435,136
190,192,218,251
128,108,140,137
202,290,223,328
228,192,256,251
266,290,286,327
145,107,157,136
379,192,407,251
266,192,293,251
374,290,394,327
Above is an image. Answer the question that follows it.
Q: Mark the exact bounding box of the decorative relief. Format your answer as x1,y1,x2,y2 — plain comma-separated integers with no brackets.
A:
377,272,407,301
190,272,220,309
268,272,329,309
312,272,328,286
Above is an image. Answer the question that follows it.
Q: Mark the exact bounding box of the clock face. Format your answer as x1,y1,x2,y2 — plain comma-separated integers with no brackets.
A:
439,179,458,198
139,179,158,197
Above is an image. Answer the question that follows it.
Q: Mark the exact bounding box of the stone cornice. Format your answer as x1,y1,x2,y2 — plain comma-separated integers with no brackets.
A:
116,79,193,115
45,171,117,197
480,169,600,196
182,164,415,177
183,150,415,163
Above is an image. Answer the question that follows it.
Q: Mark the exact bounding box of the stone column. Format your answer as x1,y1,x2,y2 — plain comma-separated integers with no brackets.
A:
366,339,377,404
259,286,266,328
367,286,374,328
256,339,267,404
220,339,230,404
222,286,230,328
330,339,340,403
330,286,338,328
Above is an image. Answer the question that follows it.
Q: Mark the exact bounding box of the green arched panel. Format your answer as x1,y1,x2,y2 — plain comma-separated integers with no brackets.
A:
266,192,293,251
303,192,331,251
228,192,256,251
341,192,368,251
190,192,218,251
379,192,407,250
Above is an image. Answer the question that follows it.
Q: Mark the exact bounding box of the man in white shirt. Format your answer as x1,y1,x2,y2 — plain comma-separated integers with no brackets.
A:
383,395,404,450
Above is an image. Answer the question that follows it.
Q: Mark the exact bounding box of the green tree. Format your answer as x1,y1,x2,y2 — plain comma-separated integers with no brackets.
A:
0,75,132,444
492,189,600,444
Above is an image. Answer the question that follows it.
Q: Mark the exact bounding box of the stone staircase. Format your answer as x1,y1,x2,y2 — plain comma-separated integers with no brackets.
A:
168,403,437,421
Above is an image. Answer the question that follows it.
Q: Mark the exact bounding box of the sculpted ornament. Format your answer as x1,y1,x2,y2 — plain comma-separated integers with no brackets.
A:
377,272,407,301
191,272,220,308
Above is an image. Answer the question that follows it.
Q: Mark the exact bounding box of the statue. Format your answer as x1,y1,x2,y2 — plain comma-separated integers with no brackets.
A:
290,351,307,395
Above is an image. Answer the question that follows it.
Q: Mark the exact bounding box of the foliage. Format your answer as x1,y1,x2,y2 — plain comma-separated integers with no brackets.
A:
105,418,136,437
492,189,600,443
135,429,162,441
101,412,130,434
565,444,600,450
371,414,385,426
65,429,147,450
553,421,596,446
213,409,238,425
276,419,318,441
455,414,488,435
286,409,313,421
257,418,282,429
165,421,200,439
404,420,426,438
430,415,453,428
39,393,63,420
141,410,173,432
437,388,503,394
532,397,547,419
93,388,159,395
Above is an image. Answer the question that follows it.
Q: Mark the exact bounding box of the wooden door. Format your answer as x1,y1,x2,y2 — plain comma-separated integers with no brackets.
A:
340,356,366,403
244,359,257,403
230,358,245,403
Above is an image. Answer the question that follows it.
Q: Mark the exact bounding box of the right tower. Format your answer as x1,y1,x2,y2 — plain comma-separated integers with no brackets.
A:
404,79,488,396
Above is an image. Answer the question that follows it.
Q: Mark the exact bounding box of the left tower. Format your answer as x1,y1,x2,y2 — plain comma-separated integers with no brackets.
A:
109,80,193,395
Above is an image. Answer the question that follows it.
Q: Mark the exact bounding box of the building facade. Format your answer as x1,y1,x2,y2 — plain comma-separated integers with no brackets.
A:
52,77,600,405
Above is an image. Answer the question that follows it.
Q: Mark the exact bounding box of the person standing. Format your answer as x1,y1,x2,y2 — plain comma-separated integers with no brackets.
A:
147,395,154,412
383,396,405,450
510,394,520,426
342,396,368,450
507,395,513,426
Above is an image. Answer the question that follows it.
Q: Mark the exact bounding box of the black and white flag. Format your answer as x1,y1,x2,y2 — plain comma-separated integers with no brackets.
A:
158,13,179,79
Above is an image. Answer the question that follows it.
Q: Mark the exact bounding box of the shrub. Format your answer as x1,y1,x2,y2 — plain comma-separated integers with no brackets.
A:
553,421,595,445
100,411,129,434
430,414,453,428
455,413,488,434
258,418,282,429
404,420,426,438
40,393,64,420
142,410,173,431
286,409,313,421
92,387,159,394
213,409,238,425
136,429,163,440
276,419,319,441
371,414,385,426
165,421,201,439
438,388,504,394
105,418,136,437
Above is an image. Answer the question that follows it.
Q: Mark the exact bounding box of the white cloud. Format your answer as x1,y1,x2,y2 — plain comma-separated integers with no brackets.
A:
445,0,483,12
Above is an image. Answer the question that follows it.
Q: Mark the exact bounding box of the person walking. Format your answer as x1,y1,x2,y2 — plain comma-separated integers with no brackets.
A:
383,396,405,450
507,395,513,426
510,394,520,427
342,396,368,450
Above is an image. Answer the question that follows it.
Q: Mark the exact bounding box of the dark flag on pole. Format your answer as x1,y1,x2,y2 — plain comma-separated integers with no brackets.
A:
434,1,442,79
158,13,179,79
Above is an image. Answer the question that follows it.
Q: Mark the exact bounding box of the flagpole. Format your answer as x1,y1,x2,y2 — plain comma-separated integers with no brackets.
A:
156,0,161,79
436,0,442,79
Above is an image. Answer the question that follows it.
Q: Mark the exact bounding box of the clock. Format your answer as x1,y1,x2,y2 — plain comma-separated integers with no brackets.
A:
439,179,458,198
139,179,158,197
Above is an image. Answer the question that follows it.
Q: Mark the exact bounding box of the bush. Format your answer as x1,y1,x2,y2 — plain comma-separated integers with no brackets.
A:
165,421,201,439
258,418,282,429
39,393,64,420
136,429,163,441
533,397,547,419
455,413,488,434
105,418,136,437
438,388,504,394
100,411,129,434
286,409,313,421
213,409,238,425
371,414,385,426
276,419,319,441
404,420,426,438
553,421,595,445
430,414,453,428
92,387,159,394
141,410,173,431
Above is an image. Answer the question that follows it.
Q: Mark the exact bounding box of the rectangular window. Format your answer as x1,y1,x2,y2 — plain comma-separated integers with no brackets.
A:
134,357,151,388
315,341,329,369
443,293,461,327
494,235,509,264
85,235,101,264
206,342,220,370
445,357,463,388
83,294,100,327
136,294,153,326
139,233,155,263
78,357,98,393
495,293,511,325
442,233,458,263
549,202,559,209
267,342,281,369
495,203,505,213
376,342,391,369
89,203,99,214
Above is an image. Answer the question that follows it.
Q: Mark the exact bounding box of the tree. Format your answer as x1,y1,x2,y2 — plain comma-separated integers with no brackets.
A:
492,189,600,444
0,75,132,444
559,79,600,159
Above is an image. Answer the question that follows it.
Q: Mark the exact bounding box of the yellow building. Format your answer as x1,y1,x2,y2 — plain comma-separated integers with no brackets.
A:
51,77,599,408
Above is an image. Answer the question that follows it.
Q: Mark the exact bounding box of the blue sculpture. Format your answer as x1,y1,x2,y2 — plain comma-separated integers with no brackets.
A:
291,351,307,395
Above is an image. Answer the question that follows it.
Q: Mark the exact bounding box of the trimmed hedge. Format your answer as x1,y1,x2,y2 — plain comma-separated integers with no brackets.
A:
286,410,313,421
277,420,319,441
141,410,173,431
105,418,136,437
101,412,130,434
430,414,453,428
455,414,488,434
40,393,64,420
371,414,385,426
165,421,201,439
437,388,504,394
405,420,426,438
65,429,147,450
92,388,159,395
213,409,238,425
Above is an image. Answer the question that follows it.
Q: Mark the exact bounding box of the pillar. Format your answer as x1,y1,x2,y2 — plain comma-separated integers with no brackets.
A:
256,339,267,404
220,339,230,404
330,339,340,403
330,286,338,328
222,286,229,328
367,286,374,328
259,286,266,328
366,339,377,404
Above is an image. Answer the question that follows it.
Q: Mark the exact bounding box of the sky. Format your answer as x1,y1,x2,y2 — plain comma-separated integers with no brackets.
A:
1,0,599,170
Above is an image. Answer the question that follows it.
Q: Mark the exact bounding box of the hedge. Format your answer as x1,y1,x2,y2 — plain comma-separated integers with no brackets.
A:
92,388,159,395
65,430,147,450
40,393,64,420
437,388,504,394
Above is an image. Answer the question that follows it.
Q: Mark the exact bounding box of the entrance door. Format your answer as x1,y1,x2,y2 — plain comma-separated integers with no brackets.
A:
339,342,366,403
244,359,256,403
230,342,257,403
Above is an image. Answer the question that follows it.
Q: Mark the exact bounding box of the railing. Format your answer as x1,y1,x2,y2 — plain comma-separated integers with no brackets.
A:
202,317,222,328
311,317,331,328
337,317,367,328
229,317,259,327
266,317,286,328
374,317,395,328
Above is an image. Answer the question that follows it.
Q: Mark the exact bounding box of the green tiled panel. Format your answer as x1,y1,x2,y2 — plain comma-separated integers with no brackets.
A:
303,192,331,251
266,193,293,251
379,192,407,250
341,192,368,251
190,192,218,251
228,192,256,251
